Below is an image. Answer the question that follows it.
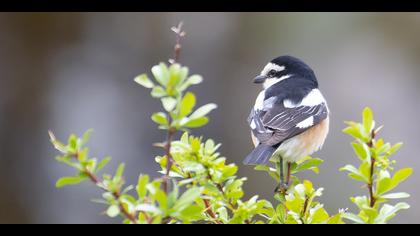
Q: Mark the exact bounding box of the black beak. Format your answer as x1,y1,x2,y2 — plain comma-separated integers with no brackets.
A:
253,75,267,84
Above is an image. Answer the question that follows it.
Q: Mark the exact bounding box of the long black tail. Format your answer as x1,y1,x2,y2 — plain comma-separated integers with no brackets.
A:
243,144,276,165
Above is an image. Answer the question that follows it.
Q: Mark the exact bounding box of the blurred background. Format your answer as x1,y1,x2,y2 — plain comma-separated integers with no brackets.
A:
1,12,420,224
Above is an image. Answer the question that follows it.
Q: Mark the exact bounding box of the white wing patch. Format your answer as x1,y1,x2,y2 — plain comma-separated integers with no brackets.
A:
283,89,327,108
300,89,326,107
296,116,314,128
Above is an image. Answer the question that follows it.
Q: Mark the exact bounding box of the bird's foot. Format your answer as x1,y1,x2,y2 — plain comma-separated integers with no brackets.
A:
274,182,290,194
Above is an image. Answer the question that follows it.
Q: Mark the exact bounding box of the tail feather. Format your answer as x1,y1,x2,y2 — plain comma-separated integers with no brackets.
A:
243,144,276,165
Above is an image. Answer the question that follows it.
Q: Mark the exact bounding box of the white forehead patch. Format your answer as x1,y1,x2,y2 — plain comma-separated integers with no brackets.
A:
261,62,285,76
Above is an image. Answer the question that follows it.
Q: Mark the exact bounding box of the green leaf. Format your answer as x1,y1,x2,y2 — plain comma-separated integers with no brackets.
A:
151,112,169,126
363,107,374,134
151,86,166,98
173,187,203,212
134,74,154,88
327,213,344,224
343,213,365,224
387,142,403,156
189,103,218,120
374,203,410,224
115,163,125,179
161,97,177,112
293,158,324,174
49,132,67,153
56,176,84,188
340,165,368,182
351,142,370,161
81,129,93,147
381,192,410,199
179,92,196,118
137,175,149,199
151,63,169,86
182,117,209,128
390,168,413,190
359,162,371,181
136,204,162,215
342,125,365,141
68,134,78,151
186,75,203,85
106,205,120,218
376,170,392,195
96,156,111,173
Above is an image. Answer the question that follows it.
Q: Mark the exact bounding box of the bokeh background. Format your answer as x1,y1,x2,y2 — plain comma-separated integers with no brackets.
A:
1,12,420,224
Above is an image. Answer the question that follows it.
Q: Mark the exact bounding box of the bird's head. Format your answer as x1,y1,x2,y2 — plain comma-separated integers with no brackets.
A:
254,55,318,89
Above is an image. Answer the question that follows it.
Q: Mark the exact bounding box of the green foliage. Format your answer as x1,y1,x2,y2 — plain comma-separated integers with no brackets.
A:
49,25,413,224
341,107,413,224
135,62,216,131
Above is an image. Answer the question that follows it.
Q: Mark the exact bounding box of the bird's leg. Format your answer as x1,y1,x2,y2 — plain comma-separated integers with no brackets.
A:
275,157,288,193
286,162,292,187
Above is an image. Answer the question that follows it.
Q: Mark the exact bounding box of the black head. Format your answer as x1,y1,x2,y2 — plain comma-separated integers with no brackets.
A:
253,55,318,89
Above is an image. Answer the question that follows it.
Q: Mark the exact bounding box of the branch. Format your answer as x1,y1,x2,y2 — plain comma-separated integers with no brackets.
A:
169,21,186,64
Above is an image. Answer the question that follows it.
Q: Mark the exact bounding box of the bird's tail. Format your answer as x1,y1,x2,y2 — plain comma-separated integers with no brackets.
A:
243,144,276,165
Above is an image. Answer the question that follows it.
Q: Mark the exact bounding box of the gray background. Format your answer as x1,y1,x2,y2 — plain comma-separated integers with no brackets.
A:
1,12,419,224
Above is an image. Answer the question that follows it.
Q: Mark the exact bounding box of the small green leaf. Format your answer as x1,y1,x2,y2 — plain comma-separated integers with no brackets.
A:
151,112,169,126
95,156,111,173
81,129,93,147
161,97,177,112
376,170,392,195
151,63,169,86
343,125,366,141
179,92,196,118
387,142,403,156
189,103,218,120
343,213,365,224
363,107,374,134
381,192,410,199
186,75,203,85
340,165,368,182
390,168,413,190
136,204,162,214
137,175,149,199
182,117,209,128
293,158,324,174
375,202,410,224
134,74,154,88
351,142,370,161
173,187,203,212
56,176,84,188
115,163,125,179
151,86,167,98
106,205,120,218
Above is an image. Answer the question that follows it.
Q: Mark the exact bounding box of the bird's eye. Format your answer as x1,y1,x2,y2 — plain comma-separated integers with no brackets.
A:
267,70,276,78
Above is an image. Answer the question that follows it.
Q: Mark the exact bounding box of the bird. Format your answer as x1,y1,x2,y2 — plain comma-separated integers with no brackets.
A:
244,55,329,192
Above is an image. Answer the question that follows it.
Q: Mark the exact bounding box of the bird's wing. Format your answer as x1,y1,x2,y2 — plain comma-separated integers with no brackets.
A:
249,101,328,146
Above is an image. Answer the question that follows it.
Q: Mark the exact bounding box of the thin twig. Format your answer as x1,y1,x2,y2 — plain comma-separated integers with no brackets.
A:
162,127,176,194
73,152,139,224
203,198,222,224
169,21,186,64
367,129,377,208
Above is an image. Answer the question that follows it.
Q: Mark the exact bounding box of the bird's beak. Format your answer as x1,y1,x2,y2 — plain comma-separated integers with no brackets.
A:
253,75,267,84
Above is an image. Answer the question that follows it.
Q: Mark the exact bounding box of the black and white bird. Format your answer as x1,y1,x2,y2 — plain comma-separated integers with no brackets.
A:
244,55,329,191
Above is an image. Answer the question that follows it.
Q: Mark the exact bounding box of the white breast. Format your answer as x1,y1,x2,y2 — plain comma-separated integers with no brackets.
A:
254,91,266,110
